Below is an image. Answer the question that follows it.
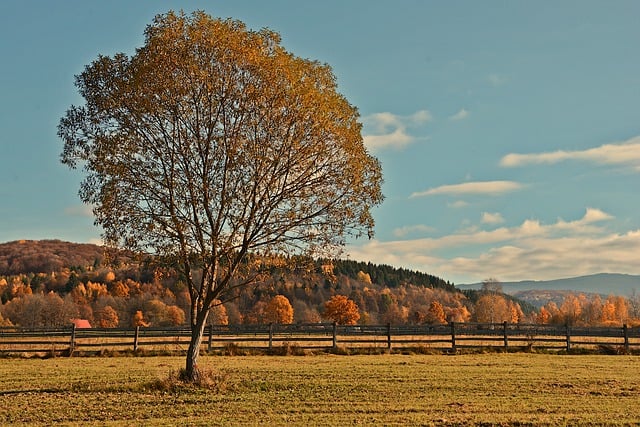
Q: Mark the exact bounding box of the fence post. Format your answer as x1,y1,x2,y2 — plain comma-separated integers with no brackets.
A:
133,326,140,352
69,324,76,357
269,323,274,351
623,324,629,353
503,321,508,349
450,322,456,352
332,322,337,350
387,323,392,353
208,324,213,352
565,324,571,352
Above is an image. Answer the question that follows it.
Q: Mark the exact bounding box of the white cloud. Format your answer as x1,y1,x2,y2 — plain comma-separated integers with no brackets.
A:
362,110,432,150
346,208,629,283
500,136,640,171
440,230,640,283
393,224,434,238
581,207,614,223
363,128,413,151
409,110,433,124
64,205,94,217
449,108,469,121
410,180,523,198
365,112,402,133
481,212,504,224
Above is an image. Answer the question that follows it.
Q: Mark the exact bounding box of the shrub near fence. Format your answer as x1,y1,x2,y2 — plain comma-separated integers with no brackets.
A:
1,322,639,356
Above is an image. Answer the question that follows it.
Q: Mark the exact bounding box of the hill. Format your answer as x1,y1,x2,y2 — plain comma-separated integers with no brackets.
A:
0,239,109,275
0,239,138,276
457,274,640,308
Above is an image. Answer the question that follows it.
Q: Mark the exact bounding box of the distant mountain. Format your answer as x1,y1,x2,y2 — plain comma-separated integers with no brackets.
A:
457,273,640,297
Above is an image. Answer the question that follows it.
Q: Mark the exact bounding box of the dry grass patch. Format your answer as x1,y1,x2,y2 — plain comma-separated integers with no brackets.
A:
0,354,639,425
148,367,229,393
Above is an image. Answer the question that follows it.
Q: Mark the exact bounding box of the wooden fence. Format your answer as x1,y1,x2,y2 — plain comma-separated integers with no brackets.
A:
1,322,639,356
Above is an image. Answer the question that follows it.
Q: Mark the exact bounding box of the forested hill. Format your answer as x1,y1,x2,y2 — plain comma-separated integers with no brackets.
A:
1,240,474,327
0,240,455,292
331,260,456,292
0,240,113,275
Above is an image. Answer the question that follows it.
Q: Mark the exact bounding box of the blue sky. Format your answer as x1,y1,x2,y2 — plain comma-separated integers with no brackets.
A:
1,1,639,284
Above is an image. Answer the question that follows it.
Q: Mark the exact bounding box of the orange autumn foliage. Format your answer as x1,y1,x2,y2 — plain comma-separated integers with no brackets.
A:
132,310,149,327
166,305,186,326
264,295,294,324
96,305,119,328
323,295,360,325
537,293,631,326
426,300,447,324
208,300,229,325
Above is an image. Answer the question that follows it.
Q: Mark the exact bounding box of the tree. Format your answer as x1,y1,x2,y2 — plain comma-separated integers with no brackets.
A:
381,302,409,325
2,293,78,327
103,271,116,283
132,310,149,327
356,271,372,285
426,300,446,324
601,299,617,324
292,300,321,323
601,295,628,325
541,301,563,325
323,295,360,325
474,294,511,323
143,299,185,326
583,294,603,325
166,305,187,326
264,295,294,324
536,306,552,324
96,305,119,328
59,11,383,381
0,310,12,326
207,300,229,325
628,289,640,321
245,300,268,324
560,294,583,326
481,278,503,294
508,301,524,323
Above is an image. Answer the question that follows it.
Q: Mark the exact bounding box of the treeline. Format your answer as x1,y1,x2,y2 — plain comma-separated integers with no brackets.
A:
0,259,471,328
1,240,640,329
536,293,640,326
331,260,456,292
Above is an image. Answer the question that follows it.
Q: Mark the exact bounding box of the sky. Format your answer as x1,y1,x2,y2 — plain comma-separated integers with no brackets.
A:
1,1,639,285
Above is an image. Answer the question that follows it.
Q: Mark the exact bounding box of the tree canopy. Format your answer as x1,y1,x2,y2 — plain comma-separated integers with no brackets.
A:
323,295,360,325
58,10,383,381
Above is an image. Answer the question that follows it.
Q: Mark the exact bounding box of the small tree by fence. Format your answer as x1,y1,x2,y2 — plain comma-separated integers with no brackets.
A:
1,322,639,356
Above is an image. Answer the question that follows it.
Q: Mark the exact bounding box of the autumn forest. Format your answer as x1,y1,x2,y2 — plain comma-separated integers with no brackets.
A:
0,240,638,329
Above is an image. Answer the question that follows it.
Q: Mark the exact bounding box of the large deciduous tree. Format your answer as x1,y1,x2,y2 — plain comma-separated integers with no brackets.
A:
58,11,383,381
323,295,361,325
264,295,294,324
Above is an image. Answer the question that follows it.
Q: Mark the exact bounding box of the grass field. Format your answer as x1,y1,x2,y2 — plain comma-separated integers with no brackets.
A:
1,353,639,425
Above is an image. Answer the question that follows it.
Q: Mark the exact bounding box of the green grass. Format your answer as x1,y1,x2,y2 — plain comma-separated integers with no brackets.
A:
1,353,639,425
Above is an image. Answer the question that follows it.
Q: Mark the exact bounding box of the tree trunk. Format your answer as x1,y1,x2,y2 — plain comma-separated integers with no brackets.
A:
184,310,209,382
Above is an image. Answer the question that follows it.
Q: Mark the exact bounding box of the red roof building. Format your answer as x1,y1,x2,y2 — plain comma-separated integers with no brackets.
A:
71,319,92,328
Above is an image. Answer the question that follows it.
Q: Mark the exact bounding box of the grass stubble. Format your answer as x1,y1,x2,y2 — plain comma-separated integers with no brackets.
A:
0,352,639,426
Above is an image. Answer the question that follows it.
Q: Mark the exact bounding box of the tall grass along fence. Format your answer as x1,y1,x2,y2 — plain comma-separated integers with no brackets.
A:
1,322,639,356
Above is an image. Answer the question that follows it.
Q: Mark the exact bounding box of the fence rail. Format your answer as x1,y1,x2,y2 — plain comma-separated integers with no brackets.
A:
1,322,639,356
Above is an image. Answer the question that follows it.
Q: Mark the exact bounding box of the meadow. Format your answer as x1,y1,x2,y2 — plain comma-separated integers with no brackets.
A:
1,353,639,425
